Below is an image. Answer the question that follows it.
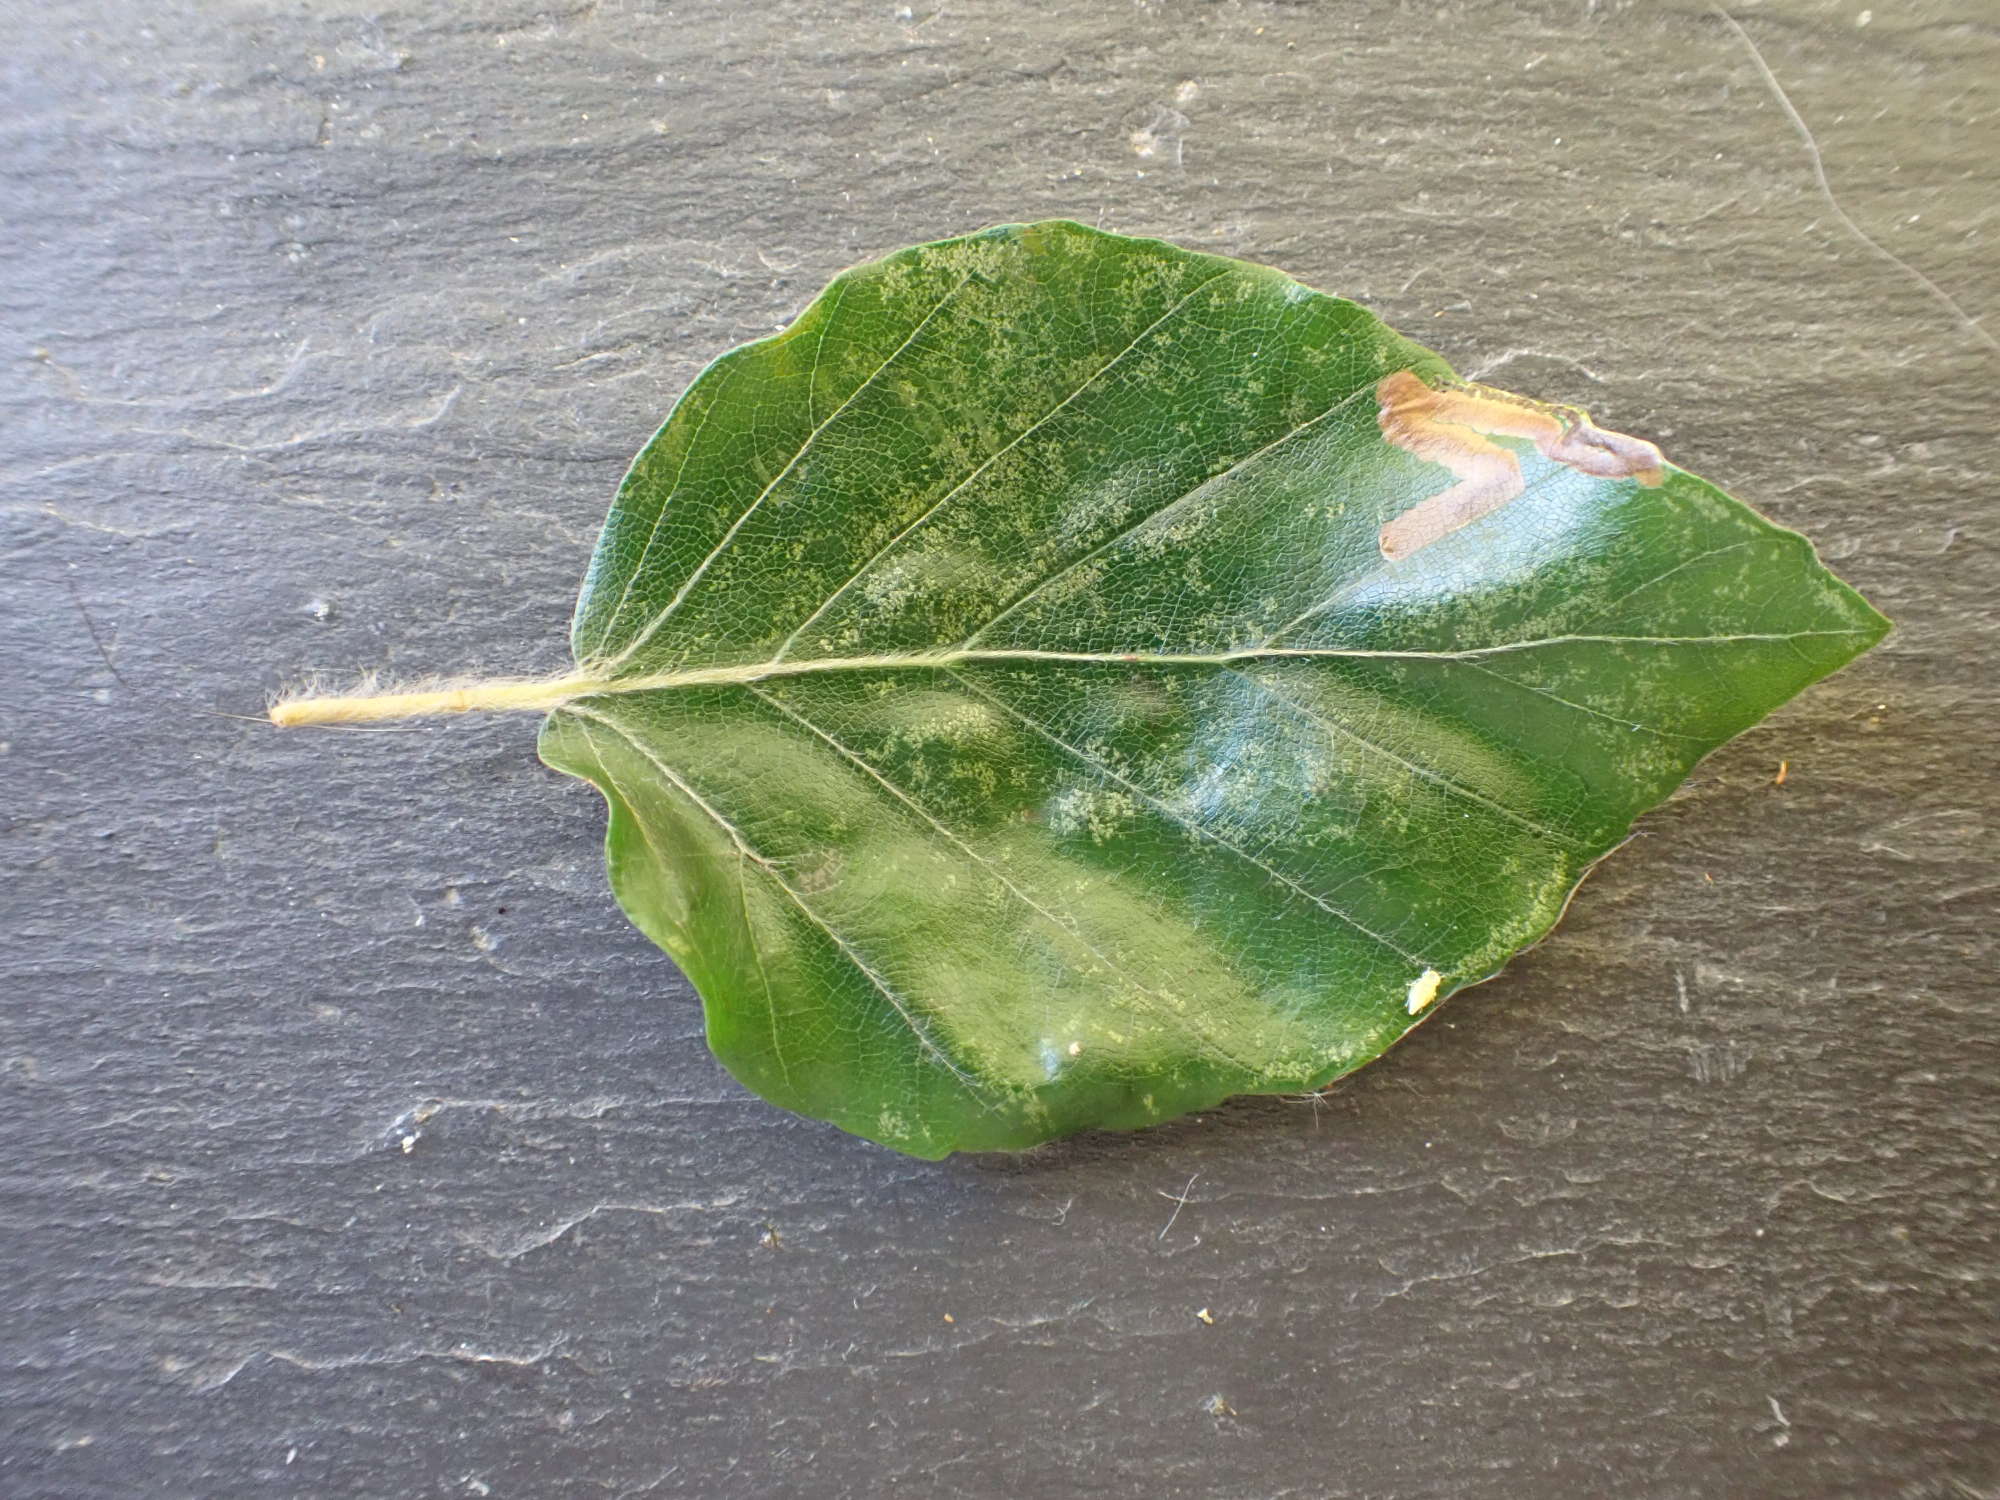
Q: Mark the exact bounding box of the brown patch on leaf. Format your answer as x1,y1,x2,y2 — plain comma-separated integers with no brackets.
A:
1375,371,1665,559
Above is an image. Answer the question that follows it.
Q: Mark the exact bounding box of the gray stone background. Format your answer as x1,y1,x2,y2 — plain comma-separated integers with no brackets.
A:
4,1,1994,1495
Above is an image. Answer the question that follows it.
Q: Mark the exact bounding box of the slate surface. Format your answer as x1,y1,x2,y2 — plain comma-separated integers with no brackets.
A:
4,1,1994,1496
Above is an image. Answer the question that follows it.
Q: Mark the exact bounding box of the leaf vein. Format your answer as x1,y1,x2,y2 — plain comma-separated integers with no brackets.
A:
962,382,1377,648
774,268,1239,663
745,683,1274,1078
1227,666,1588,852
942,668,1427,966
736,847,793,1089
1456,660,1706,743
600,271,978,671
565,708,982,1092
561,629,1882,699
579,360,744,661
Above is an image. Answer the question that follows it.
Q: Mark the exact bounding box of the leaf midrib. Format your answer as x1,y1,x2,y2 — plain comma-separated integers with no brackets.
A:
566,630,1874,700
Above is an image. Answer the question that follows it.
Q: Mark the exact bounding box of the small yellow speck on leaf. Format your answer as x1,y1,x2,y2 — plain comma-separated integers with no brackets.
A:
1405,968,1443,1015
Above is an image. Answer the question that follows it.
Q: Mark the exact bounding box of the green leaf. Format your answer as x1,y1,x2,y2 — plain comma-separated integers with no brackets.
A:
523,220,1886,1158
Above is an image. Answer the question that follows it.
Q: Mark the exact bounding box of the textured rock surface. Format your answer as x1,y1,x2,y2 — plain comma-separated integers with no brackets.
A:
3,1,1993,1495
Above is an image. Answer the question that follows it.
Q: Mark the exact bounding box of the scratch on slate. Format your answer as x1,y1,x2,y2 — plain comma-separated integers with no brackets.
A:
1157,1172,1201,1242
1713,5,1998,357
193,1339,570,1392
64,571,130,693
466,1201,698,1261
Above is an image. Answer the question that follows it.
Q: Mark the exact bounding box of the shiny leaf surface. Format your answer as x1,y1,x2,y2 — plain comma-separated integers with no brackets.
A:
538,221,1887,1157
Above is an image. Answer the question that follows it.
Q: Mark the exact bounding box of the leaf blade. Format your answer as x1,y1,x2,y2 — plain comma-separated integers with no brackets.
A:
542,219,1888,1156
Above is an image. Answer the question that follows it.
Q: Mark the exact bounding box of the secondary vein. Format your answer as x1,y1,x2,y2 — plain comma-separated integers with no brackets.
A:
940,668,1428,967
596,271,977,672
772,268,1236,663
566,708,982,1090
